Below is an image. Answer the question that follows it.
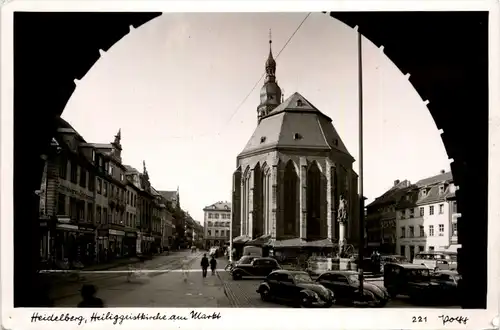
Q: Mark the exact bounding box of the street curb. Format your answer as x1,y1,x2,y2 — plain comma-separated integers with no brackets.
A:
216,271,239,308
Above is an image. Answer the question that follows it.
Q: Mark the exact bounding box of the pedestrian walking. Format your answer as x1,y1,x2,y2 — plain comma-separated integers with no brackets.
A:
181,256,190,282
201,253,209,278
77,284,104,308
210,255,217,276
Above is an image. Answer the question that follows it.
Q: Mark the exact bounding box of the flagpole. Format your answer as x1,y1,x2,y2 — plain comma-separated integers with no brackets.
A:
357,29,365,297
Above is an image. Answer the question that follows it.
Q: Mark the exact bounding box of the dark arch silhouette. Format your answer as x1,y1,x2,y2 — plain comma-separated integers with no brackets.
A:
13,12,487,308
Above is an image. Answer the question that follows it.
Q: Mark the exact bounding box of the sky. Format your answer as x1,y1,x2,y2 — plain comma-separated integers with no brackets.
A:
62,12,451,224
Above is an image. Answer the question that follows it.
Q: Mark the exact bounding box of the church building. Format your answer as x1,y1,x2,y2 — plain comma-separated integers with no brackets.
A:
231,36,360,247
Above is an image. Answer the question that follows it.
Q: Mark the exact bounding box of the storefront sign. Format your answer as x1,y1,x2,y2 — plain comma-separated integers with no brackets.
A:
79,226,94,233
58,182,93,201
126,232,136,237
109,229,125,236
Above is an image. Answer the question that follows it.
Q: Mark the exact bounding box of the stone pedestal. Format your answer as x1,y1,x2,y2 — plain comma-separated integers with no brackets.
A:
339,221,346,252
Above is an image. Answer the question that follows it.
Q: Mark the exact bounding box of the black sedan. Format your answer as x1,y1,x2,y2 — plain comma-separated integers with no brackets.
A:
316,271,389,307
257,270,335,308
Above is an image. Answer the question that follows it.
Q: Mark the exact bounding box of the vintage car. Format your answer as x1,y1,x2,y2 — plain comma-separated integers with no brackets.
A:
383,263,438,301
256,270,334,308
230,257,281,280
316,270,389,307
225,255,258,271
424,270,462,304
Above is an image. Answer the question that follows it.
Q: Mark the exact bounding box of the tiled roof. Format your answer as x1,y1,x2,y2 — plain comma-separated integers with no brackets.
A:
124,165,139,173
415,171,453,187
239,92,353,159
366,180,412,208
394,172,454,208
203,201,231,211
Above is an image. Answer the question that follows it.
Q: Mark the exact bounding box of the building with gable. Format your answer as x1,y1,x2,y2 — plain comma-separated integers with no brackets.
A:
231,36,360,248
204,201,232,248
396,170,459,261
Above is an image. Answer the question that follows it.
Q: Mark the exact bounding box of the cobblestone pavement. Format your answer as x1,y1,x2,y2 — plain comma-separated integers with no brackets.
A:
49,250,204,304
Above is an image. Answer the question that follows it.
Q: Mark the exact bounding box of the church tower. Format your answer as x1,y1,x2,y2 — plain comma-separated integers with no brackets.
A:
257,30,282,123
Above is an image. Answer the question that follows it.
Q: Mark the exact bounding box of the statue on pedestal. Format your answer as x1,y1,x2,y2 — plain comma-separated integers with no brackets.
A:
337,195,348,223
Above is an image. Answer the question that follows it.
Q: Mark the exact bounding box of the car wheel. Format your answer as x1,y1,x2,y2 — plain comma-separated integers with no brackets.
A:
260,288,270,301
298,295,310,308
232,272,241,281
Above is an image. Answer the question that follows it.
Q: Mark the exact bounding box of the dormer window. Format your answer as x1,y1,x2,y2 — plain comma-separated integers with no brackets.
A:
439,185,445,194
334,139,339,146
293,133,303,140
260,136,266,144
296,99,303,107
421,189,427,197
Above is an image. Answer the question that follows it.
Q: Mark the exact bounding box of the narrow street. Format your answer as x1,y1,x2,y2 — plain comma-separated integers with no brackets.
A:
49,250,228,307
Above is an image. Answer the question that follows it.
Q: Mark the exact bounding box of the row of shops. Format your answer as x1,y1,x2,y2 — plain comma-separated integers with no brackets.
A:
39,217,169,267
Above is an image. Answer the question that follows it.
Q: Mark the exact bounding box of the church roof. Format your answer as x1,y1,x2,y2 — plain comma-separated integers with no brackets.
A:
240,92,353,158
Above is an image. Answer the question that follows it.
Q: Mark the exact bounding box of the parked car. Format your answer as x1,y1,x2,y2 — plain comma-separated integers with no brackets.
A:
316,270,389,307
383,263,435,301
257,270,334,308
412,251,458,272
225,255,258,271
425,270,462,304
230,257,281,280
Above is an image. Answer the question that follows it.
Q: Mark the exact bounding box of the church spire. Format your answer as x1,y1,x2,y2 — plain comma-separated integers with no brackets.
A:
265,29,277,83
257,29,282,123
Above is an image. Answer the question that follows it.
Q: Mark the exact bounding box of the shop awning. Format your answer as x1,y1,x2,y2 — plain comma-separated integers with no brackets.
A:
245,234,272,246
269,238,306,248
233,235,251,244
303,238,334,248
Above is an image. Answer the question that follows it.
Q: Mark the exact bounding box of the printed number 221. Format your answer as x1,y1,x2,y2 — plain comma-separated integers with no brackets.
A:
412,316,427,323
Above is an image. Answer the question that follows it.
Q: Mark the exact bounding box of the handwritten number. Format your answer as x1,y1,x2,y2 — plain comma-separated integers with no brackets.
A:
412,316,427,323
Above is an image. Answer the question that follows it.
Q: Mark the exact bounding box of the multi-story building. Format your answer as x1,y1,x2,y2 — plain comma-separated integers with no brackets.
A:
124,176,140,257
88,130,130,261
158,197,174,250
151,187,165,254
395,170,457,261
203,201,231,248
126,163,155,255
39,119,98,265
365,180,412,254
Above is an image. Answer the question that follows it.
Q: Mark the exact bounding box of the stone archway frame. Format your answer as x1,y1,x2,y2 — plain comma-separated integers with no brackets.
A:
15,11,486,309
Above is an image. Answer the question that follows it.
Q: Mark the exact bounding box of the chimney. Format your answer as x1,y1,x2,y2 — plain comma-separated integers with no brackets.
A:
440,169,445,174
394,179,400,186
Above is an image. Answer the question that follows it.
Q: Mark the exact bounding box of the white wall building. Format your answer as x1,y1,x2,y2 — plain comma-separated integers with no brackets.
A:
203,201,231,248
395,170,460,261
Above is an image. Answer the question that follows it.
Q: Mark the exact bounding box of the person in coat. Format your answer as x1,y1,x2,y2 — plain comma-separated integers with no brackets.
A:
210,255,217,276
201,253,209,278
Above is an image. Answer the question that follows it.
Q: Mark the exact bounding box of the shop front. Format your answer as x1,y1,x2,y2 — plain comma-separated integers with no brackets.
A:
153,235,162,254
39,216,55,263
78,226,96,265
96,229,109,263
123,231,137,257
54,222,80,265
109,229,125,259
